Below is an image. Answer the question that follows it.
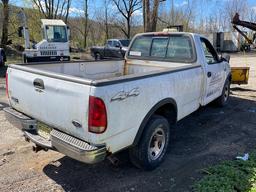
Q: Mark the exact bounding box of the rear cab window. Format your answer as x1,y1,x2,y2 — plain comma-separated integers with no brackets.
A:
128,34,196,63
129,36,152,57
151,37,169,58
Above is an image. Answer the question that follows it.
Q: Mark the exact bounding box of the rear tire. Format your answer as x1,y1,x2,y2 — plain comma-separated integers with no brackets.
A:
94,53,101,60
215,79,230,107
129,115,170,170
23,55,27,63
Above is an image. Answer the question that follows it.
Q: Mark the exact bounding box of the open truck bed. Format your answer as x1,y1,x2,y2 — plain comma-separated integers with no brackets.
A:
10,59,193,85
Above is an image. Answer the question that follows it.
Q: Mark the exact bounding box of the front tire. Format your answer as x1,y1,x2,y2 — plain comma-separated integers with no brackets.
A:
215,79,230,107
129,115,170,170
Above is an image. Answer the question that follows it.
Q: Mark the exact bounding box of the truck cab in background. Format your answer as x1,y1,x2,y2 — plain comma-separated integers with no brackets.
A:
90,39,130,60
18,10,70,63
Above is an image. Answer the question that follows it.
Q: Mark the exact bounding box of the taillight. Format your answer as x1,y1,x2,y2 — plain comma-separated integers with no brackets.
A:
88,96,107,134
5,71,8,98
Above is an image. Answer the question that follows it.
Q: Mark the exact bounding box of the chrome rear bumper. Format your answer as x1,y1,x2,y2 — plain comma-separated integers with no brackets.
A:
4,107,37,131
4,107,106,164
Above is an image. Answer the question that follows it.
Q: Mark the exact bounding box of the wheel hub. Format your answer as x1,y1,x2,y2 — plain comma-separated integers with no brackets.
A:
224,84,229,101
148,126,166,161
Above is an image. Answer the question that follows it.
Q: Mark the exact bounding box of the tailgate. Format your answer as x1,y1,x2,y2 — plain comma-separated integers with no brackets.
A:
7,67,92,142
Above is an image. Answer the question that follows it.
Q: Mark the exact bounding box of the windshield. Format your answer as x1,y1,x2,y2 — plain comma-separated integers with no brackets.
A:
119,40,130,47
46,25,67,42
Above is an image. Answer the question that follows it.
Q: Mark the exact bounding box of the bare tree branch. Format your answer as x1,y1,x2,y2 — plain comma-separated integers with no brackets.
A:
112,0,142,38
32,0,72,22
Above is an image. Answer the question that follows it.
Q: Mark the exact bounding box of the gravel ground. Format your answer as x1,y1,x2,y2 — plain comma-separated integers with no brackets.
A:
0,53,256,192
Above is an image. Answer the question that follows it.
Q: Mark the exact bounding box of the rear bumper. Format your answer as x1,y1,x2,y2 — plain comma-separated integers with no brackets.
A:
4,107,37,131
4,107,106,164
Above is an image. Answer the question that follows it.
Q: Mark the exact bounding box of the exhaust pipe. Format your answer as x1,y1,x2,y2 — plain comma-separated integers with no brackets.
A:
107,155,120,166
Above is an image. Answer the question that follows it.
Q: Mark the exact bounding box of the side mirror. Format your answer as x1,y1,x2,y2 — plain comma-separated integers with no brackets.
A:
18,27,23,37
115,44,121,48
67,26,71,40
220,53,230,63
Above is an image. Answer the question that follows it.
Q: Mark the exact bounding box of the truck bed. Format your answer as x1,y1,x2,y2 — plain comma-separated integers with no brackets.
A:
14,60,193,83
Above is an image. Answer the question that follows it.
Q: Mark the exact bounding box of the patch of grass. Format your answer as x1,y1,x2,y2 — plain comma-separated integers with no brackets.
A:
194,152,256,192
6,55,23,64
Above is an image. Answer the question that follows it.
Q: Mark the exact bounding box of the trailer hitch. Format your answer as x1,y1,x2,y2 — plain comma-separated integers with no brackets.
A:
32,145,48,153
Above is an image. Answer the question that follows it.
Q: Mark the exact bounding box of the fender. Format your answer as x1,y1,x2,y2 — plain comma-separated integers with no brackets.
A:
132,98,177,146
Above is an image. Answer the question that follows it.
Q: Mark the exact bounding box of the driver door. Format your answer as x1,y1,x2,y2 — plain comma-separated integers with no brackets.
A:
110,40,123,58
104,40,113,58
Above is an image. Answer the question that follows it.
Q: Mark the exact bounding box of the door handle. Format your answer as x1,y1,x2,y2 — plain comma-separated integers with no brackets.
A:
33,78,45,90
207,72,212,78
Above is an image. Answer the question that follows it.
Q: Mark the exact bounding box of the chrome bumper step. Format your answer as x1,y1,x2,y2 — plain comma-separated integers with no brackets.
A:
4,107,107,164
51,129,98,151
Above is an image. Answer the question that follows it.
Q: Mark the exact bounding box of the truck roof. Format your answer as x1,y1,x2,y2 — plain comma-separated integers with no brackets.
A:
132,32,206,41
41,19,66,26
136,31,197,37
107,39,129,41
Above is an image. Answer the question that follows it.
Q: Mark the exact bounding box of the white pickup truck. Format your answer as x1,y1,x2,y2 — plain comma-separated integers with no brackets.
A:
4,32,231,170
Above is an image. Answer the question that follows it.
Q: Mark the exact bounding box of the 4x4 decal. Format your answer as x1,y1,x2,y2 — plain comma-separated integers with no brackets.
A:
111,88,140,102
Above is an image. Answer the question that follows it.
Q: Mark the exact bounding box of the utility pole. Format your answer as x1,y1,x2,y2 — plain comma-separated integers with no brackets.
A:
83,0,88,48
104,0,109,41
171,0,174,25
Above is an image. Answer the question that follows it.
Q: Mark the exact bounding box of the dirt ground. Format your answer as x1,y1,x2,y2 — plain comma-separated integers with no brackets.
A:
0,53,256,192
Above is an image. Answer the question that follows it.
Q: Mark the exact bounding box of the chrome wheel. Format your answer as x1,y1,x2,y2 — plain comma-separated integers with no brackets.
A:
148,126,166,161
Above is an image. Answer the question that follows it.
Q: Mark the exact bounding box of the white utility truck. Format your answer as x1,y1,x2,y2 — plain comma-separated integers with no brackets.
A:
4,32,231,170
18,10,70,63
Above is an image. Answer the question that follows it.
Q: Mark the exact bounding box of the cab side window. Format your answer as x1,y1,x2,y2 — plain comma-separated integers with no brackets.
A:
112,41,121,48
107,40,113,47
200,38,219,64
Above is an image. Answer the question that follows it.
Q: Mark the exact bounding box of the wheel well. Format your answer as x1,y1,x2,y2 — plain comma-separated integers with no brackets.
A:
132,99,177,146
154,103,177,125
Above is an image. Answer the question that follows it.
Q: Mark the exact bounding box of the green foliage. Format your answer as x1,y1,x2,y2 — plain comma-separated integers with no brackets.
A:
194,152,256,192
2,3,142,50
5,4,42,47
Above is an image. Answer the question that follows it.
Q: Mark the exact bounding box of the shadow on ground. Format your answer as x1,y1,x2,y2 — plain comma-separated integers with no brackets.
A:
231,87,256,93
42,95,256,192
0,102,9,111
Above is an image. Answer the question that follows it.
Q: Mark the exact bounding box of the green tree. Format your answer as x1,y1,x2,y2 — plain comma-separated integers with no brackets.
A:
1,0,9,47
